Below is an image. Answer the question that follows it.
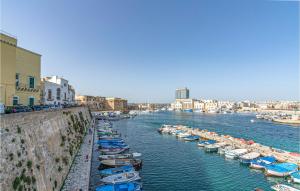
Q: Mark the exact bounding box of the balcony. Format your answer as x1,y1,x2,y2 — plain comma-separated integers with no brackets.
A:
16,83,40,92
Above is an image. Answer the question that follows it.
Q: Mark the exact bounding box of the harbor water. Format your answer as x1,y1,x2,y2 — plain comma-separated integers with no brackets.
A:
90,112,300,191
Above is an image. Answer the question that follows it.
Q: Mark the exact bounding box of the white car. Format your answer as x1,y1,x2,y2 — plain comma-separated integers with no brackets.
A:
0,103,5,114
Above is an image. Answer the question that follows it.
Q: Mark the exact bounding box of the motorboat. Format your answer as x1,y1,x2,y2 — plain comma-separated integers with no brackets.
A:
183,135,200,141
271,184,300,191
99,165,134,177
225,149,248,159
218,146,234,155
198,140,217,147
291,171,300,184
265,163,298,177
204,143,221,153
99,153,142,160
239,152,260,165
100,159,143,170
95,182,142,191
177,132,191,138
249,156,276,170
99,148,129,155
101,171,141,184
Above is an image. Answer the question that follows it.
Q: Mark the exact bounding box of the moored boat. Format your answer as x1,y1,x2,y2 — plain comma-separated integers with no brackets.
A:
100,159,143,170
99,165,134,177
249,156,276,170
99,153,142,160
271,184,300,191
177,132,191,138
95,182,142,191
265,163,298,177
225,149,248,160
100,148,129,155
218,146,234,155
101,171,141,184
183,135,200,141
204,143,221,153
291,171,300,184
239,152,260,165
198,140,217,147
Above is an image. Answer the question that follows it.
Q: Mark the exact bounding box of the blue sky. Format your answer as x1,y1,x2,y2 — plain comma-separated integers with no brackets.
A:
1,0,299,103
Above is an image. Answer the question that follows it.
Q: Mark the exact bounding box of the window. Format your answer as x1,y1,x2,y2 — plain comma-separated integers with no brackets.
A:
16,73,20,87
64,93,66,100
48,89,52,100
28,97,34,106
57,88,61,100
29,76,35,89
13,96,19,106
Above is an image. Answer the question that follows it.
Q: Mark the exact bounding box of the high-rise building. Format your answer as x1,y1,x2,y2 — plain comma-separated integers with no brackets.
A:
175,88,189,99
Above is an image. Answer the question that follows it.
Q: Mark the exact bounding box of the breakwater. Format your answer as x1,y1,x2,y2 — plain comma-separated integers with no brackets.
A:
170,125,300,165
0,107,92,191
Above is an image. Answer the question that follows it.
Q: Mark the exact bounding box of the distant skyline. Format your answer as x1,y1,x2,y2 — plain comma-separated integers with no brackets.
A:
1,0,299,103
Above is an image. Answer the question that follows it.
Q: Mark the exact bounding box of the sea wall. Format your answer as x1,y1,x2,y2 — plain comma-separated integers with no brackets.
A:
0,107,92,191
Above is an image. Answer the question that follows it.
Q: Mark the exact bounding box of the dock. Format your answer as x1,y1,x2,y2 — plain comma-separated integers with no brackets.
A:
61,119,95,191
171,125,300,165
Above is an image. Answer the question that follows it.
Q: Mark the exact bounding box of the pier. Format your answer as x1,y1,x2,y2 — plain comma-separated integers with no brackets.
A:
61,119,95,191
168,125,300,165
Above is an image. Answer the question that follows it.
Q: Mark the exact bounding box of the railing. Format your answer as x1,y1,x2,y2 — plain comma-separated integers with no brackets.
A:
16,83,40,92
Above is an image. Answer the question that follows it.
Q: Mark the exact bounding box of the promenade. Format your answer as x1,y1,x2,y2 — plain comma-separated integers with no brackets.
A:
61,119,95,191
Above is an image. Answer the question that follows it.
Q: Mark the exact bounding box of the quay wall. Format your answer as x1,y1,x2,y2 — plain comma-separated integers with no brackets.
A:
0,107,92,191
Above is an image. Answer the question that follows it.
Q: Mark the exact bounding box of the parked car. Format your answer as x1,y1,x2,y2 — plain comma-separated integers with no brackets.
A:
14,105,33,112
31,105,43,111
0,103,5,114
41,105,50,111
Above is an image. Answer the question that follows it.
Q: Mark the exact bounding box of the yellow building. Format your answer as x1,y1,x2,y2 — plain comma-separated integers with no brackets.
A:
0,32,41,106
105,97,128,112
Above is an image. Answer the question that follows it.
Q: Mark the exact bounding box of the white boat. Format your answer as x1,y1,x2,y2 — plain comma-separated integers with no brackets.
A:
218,146,234,155
101,171,141,184
271,184,300,191
177,132,191,138
250,119,255,123
99,152,142,160
239,152,260,164
291,171,300,184
204,144,220,152
225,149,248,159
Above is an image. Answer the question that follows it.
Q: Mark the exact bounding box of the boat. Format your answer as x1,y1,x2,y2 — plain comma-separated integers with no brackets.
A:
239,152,260,165
95,182,142,191
225,149,248,159
249,156,276,169
183,135,200,141
198,140,217,147
291,171,300,184
97,139,124,144
250,119,255,123
101,171,141,184
204,143,221,153
99,153,142,160
271,184,300,191
177,132,191,138
265,163,298,177
99,148,129,155
99,144,129,149
183,109,193,112
99,165,134,176
100,159,143,170
218,146,234,155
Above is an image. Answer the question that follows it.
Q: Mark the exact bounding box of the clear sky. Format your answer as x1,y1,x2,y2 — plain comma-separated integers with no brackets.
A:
1,0,299,103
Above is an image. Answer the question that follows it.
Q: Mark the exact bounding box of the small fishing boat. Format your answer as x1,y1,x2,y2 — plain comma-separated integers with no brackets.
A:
265,163,298,177
239,152,260,165
271,184,300,191
225,149,248,159
99,144,129,149
218,146,234,155
291,171,300,184
99,153,142,160
204,143,221,153
249,156,276,169
97,139,124,144
183,135,200,141
95,182,142,191
99,165,134,177
198,140,217,147
101,171,141,184
100,148,129,155
100,159,143,170
177,132,191,138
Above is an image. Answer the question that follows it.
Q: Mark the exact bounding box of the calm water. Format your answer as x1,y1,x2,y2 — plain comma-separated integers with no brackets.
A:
90,112,300,191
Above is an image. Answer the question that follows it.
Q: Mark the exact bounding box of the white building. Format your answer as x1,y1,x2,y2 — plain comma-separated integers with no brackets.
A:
41,76,75,106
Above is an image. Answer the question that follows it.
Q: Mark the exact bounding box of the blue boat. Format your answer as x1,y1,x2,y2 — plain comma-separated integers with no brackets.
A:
183,135,200,141
97,140,124,144
99,144,129,149
291,171,300,184
249,156,276,169
99,165,134,176
183,109,193,112
198,140,216,147
265,163,298,177
95,182,142,191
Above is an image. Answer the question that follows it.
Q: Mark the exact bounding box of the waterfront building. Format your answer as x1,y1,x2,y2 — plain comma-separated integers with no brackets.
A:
175,88,189,99
76,95,106,111
0,32,41,106
105,97,128,112
41,76,76,106
203,100,219,112
194,100,205,111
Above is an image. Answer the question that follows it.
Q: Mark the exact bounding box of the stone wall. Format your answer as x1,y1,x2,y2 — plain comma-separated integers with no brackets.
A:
0,107,92,191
